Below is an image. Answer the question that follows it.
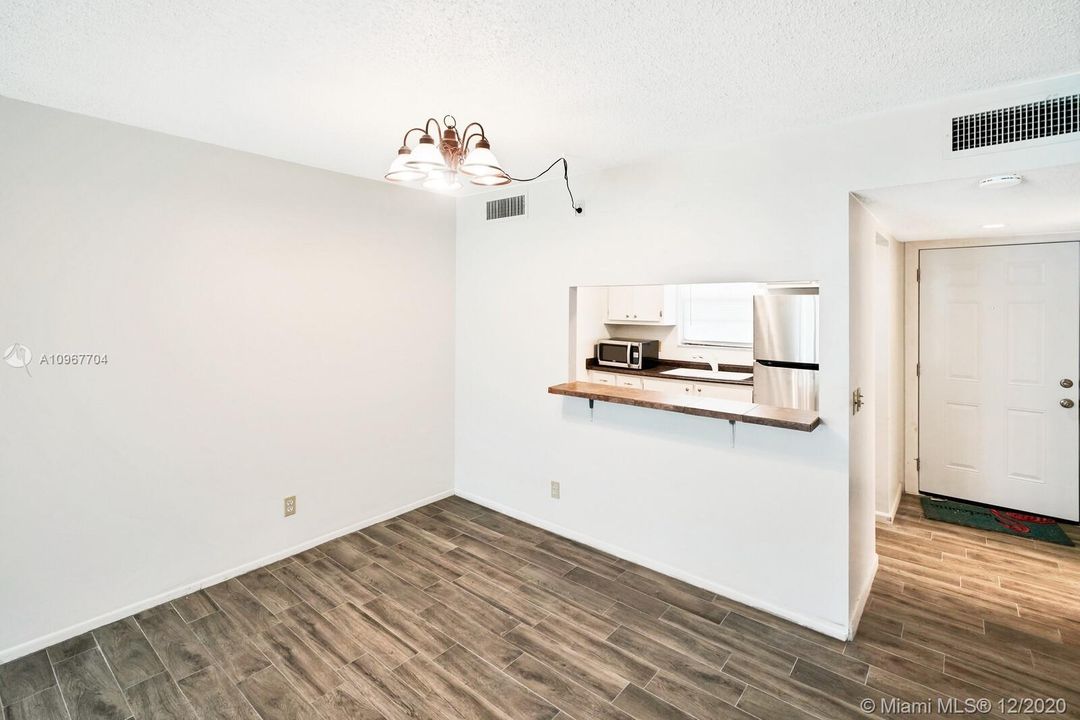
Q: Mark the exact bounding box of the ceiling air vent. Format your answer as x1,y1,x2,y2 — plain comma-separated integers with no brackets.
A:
485,194,527,221
951,94,1078,152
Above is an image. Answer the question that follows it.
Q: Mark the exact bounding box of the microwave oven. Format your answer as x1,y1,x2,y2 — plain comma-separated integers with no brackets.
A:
595,338,660,369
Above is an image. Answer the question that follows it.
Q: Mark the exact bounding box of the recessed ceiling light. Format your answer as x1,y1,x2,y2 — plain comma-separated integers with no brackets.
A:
982,223,1006,229
978,174,1023,189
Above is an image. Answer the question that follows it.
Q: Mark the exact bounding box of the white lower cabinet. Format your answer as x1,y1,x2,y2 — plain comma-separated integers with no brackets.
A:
694,382,753,402
642,377,693,395
595,372,753,402
642,377,753,401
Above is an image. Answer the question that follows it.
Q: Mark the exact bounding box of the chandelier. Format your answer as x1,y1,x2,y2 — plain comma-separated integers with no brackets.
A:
385,114,582,212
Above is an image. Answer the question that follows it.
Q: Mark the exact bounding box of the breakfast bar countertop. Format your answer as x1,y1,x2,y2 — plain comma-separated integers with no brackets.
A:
549,381,821,432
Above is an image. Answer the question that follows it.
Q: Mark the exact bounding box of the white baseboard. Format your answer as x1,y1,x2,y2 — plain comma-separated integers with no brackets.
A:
0,488,453,664
875,484,904,523
454,490,852,641
847,553,879,640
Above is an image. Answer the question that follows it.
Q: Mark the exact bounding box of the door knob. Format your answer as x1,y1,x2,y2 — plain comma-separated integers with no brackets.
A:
1062,399,1076,408
1062,378,1075,388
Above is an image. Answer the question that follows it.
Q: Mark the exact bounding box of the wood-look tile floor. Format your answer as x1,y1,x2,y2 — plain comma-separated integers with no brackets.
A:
3,493,1080,720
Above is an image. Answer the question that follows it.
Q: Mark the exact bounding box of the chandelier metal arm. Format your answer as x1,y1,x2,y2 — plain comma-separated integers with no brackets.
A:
400,127,426,147
423,117,442,137
462,132,486,151
459,122,486,140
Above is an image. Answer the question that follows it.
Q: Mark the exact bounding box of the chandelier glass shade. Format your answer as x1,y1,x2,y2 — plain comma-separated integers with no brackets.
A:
403,136,447,172
384,149,426,183
469,171,511,186
385,115,507,190
459,142,501,177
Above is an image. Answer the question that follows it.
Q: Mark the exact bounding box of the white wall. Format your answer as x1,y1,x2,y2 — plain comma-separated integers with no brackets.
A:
849,197,905,522
455,74,1080,638
847,195,877,627
879,233,906,520
0,97,456,659
571,286,610,380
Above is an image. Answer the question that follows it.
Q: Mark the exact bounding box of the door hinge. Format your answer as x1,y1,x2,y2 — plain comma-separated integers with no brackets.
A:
916,267,920,282
851,387,864,415
915,458,921,472
916,363,920,377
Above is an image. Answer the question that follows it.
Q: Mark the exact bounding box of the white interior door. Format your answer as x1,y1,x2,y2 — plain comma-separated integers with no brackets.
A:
919,242,1080,521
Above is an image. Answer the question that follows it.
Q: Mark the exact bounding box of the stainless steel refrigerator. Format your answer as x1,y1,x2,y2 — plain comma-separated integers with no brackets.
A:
753,292,819,410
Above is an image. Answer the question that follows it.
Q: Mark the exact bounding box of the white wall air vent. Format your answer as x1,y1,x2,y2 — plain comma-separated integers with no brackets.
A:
951,93,1078,153
485,194,527,221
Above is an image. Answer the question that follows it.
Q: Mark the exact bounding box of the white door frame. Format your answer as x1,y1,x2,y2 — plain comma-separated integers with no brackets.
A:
903,232,1080,497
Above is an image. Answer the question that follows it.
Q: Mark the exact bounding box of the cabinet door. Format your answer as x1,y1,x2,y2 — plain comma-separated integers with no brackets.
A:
606,286,634,322
632,285,666,322
589,371,616,385
615,375,643,389
642,378,694,395
694,383,754,402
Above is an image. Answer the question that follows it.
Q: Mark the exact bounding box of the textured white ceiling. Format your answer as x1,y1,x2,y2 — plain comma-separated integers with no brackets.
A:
2,0,1079,188
856,163,1080,241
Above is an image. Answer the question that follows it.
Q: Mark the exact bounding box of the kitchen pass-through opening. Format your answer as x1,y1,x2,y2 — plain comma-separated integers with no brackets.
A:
568,281,820,411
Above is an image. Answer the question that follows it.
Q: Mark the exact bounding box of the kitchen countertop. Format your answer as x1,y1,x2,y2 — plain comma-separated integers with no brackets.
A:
549,382,820,432
585,358,754,385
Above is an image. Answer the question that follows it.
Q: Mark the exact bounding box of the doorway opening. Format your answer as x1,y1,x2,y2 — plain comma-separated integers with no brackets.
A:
851,162,1080,524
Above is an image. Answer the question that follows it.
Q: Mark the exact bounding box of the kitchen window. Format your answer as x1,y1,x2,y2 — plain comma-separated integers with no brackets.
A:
679,283,761,348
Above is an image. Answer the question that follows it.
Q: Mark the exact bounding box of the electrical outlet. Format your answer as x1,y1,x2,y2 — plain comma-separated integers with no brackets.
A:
550,481,560,499
284,496,296,517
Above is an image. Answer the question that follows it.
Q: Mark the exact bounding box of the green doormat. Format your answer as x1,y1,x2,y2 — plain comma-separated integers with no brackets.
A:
920,497,1074,546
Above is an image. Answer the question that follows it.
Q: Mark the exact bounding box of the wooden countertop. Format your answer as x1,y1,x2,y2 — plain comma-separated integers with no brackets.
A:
548,381,821,432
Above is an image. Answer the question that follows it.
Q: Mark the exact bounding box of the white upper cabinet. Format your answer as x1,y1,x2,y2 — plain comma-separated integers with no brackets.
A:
606,286,634,322
631,285,666,321
605,285,676,325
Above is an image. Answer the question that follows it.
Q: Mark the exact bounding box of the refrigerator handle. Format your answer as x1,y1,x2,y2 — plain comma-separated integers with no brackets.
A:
756,359,820,371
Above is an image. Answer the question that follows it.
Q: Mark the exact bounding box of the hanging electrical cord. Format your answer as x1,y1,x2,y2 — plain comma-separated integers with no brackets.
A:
507,158,582,214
